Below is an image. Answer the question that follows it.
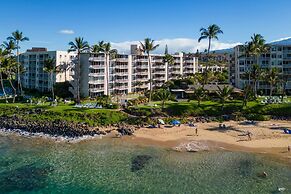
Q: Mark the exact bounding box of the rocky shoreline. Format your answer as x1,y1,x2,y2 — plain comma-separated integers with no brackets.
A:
0,115,107,142
0,115,137,142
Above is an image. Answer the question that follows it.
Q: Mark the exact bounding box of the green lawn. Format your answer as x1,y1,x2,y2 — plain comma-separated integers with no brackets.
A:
132,99,291,120
0,103,127,126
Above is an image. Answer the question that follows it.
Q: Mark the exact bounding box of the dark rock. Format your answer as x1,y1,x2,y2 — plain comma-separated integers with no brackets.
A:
131,155,152,172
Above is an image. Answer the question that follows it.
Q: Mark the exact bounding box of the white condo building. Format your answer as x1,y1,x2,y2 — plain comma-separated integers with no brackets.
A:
20,48,77,92
232,39,291,94
79,45,198,98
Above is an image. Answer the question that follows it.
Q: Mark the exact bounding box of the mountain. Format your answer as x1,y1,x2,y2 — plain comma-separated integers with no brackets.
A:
269,37,291,45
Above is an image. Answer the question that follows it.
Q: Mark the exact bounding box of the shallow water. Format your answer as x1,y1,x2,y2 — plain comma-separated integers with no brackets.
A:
0,135,290,194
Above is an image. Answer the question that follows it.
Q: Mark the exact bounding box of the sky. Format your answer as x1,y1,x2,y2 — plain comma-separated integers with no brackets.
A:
1,0,291,54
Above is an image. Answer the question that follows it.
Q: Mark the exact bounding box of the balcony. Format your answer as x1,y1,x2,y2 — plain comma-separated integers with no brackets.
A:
153,77,166,81
153,71,166,74
115,58,128,63
114,72,128,76
153,65,166,69
135,59,148,63
89,73,104,77
89,65,105,69
152,59,163,63
115,79,128,83
90,88,105,92
89,57,105,61
135,65,148,69
89,80,104,85
114,65,128,69
114,85,128,90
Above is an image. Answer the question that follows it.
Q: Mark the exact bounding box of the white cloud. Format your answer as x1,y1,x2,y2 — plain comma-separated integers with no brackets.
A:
111,38,241,54
59,29,75,35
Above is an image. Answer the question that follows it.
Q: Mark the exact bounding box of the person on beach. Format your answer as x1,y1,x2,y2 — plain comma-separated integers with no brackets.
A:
247,131,252,141
195,127,198,136
288,145,290,152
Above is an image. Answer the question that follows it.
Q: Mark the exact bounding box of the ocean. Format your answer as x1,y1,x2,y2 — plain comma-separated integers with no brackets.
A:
0,134,290,194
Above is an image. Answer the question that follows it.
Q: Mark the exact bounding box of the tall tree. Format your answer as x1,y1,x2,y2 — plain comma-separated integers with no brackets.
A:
2,57,18,103
198,24,223,69
250,64,262,97
248,34,268,96
192,86,205,106
242,85,253,107
7,30,29,95
96,41,117,96
249,34,268,65
139,38,159,102
216,85,233,110
263,67,280,96
0,49,8,103
163,53,174,81
68,37,89,104
43,58,56,101
1,40,17,55
153,88,173,109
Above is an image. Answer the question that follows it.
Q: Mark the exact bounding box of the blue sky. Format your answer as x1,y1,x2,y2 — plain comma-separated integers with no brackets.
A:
1,0,291,53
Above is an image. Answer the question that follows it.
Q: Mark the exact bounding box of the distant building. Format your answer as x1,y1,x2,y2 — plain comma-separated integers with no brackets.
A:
20,47,77,92
232,39,291,94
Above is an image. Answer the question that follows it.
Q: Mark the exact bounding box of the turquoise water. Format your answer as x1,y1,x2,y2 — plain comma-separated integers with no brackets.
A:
0,135,290,194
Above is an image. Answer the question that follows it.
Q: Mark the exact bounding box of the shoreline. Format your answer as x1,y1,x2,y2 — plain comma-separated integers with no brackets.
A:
1,119,291,164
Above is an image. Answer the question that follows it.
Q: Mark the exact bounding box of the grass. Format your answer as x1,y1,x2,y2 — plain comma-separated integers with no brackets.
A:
132,99,291,119
0,103,127,126
2,97,291,126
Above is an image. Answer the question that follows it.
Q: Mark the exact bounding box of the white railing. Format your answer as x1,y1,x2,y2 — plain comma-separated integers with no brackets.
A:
89,57,105,61
89,80,104,85
89,65,105,69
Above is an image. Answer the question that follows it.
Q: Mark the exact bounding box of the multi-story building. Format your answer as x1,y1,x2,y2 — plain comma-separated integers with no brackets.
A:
79,45,198,98
232,39,291,94
20,47,76,92
186,52,231,74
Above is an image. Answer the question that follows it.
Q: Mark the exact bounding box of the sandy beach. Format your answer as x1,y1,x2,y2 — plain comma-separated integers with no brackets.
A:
121,120,291,162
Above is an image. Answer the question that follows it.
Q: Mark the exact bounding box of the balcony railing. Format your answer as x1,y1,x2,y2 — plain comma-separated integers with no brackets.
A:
89,80,104,85
89,65,105,69
89,73,104,77
89,57,105,61
90,88,105,92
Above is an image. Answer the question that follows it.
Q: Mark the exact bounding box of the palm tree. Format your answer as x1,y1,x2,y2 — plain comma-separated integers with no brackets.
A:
56,62,72,82
43,58,56,101
96,41,117,96
249,34,268,65
68,37,90,104
216,85,233,110
163,53,174,81
139,38,159,102
263,67,280,96
250,64,262,97
192,86,205,106
7,30,29,95
198,24,223,68
2,57,18,103
279,74,288,101
242,85,253,107
153,88,172,109
1,40,17,55
0,48,8,103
